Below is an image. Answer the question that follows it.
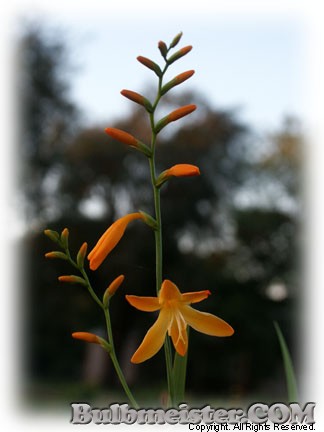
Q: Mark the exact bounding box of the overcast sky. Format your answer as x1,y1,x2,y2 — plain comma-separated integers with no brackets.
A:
15,2,308,132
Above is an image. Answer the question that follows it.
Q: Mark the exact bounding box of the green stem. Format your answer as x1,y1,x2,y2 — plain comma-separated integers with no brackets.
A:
65,249,138,407
148,62,175,405
104,308,139,408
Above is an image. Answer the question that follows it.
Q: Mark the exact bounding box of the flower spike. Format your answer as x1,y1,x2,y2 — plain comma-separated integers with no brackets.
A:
126,280,234,363
88,213,144,270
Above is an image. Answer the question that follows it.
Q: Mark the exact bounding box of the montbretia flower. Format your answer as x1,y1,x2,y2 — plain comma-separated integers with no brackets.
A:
126,279,234,363
88,213,144,271
156,164,200,187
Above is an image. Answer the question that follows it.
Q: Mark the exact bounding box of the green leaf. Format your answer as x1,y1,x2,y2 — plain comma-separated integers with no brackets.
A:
274,321,298,402
172,328,189,405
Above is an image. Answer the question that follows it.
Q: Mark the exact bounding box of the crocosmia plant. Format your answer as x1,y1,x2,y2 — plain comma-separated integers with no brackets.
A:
44,32,234,408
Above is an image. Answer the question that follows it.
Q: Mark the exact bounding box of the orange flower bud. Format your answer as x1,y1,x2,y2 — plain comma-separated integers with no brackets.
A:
72,332,101,344
166,164,200,177
72,332,111,352
105,128,152,157
88,213,144,271
45,251,68,260
167,45,192,65
58,275,87,285
120,90,153,113
137,56,162,77
77,242,88,268
105,128,138,146
161,70,195,95
155,104,197,133
156,164,200,187
103,275,125,306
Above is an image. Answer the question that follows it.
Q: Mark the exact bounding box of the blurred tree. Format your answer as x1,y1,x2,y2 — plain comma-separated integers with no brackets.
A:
17,22,80,225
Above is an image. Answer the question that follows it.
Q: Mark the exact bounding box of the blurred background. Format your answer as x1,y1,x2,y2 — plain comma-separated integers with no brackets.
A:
15,8,304,410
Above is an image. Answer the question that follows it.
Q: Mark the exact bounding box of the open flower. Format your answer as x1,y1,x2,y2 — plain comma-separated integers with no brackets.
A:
88,213,144,270
126,279,234,363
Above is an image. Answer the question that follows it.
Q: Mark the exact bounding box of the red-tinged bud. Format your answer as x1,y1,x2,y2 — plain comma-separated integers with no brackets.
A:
58,275,87,286
161,70,195,95
167,45,192,65
158,40,168,58
72,332,101,344
72,332,111,352
137,56,162,77
77,242,88,268
170,32,183,48
156,164,200,187
45,251,68,260
105,127,138,146
103,275,125,306
155,104,197,133
44,229,60,243
105,128,152,157
120,89,153,113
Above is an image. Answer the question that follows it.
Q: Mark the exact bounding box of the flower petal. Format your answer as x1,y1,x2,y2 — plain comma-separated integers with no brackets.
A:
159,279,182,304
169,312,188,356
180,305,234,336
131,309,171,363
181,290,211,304
88,213,143,270
126,295,160,312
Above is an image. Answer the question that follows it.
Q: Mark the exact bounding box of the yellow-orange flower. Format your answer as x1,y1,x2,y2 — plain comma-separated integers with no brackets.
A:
126,280,234,363
88,213,144,270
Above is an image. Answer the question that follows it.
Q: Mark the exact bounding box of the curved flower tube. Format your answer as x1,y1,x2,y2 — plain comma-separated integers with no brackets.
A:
156,164,200,187
126,279,234,363
88,213,144,270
